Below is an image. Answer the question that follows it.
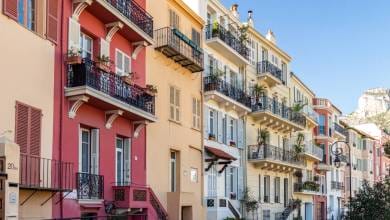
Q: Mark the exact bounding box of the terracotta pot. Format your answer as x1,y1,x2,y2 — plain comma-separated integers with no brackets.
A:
66,55,82,64
96,62,111,72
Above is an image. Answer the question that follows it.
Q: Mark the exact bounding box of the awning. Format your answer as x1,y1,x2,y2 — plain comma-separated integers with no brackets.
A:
205,146,237,161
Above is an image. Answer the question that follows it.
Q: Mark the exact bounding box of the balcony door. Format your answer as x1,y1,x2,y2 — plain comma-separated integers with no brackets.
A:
79,128,99,175
80,33,93,59
115,137,131,185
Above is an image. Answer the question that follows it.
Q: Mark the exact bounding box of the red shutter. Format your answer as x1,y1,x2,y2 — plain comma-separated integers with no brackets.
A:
15,102,29,154
3,0,18,20
29,107,42,156
46,0,58,43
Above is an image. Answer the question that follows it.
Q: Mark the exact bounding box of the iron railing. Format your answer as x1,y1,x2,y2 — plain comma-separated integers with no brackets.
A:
334,123,347,136
76,172,104,200
304,143,324,160
257,60,285,84
331,181,344,190
248,145,304,166
67,59,155,115
204,75,251,108
154,27,204,72
19,154,74,191
205,24,249,60
251,96,307,128
105,0,153,37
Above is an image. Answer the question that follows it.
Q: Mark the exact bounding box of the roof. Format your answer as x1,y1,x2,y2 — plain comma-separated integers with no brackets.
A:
205,146,237,161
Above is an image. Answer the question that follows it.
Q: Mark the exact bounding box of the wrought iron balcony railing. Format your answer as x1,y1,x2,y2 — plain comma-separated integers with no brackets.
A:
67,59,155,115
251,96,307,128
331,181,344,190
19,154,74,191
204,75,251,108
334,123,347,136
248,145,304,166
205,24,249,60
76,172,104,200
154,27,204,72
257,61,285,84
304,143,324,160
105,0,153,37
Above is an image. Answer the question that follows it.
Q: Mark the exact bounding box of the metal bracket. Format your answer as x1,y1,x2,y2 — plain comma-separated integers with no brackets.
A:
41,191,58,206
68,95,89,119
55,191,72,205
20,190,38,206
72,0,93,20
105,110,124,129
133,120,148,138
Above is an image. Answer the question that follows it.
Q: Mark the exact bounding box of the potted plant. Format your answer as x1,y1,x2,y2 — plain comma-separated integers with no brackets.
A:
145,84,158,96
208,133,216,141
95,55,112,72
256,129,269,155
229,140,236,147
383,141,390,155
239,25,249,45
293,133,305,158
252,84,265,103
292,101,308,113
66,47,82,64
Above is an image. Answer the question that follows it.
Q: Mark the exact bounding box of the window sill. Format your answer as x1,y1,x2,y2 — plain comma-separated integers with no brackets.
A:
168,119,182,126
191,127,201,132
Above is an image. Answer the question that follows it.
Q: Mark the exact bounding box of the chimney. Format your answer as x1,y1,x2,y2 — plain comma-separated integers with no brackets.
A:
247,10,254,27
266,29,276,44
230,4,239,19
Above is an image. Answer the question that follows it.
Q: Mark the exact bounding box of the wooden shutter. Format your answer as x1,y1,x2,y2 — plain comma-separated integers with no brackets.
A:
29,107,42,156
15,103,29,154
3,0,18,20
46,0,58,43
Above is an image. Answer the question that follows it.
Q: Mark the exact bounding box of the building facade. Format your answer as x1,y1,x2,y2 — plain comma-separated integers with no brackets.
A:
146,0,205,220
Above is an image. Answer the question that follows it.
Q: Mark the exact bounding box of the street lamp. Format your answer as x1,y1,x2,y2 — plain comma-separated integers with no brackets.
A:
330,141,352,201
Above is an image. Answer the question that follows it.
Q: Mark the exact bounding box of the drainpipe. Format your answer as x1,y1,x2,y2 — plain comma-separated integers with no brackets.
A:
201,65,205,209
59,0,65,217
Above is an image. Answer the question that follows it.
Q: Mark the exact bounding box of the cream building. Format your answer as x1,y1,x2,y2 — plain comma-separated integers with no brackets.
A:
146,0,205,219
0,1,59,219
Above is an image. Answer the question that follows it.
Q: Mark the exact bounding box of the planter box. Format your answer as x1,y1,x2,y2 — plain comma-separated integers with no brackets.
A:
96,62,111,72
66,55,82,64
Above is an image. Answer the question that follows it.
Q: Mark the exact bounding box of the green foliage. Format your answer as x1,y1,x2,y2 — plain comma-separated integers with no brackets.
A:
242,187,259,214
252,84,265,100
302,181,320,191
239,25,249,44
292,102,308,113
346,178,390,220
293,133,305,155
257,129,269,146
223,218,236,220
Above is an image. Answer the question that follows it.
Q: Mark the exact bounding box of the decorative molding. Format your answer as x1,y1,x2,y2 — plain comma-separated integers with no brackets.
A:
68,95,89,119
72,0,93,20
133,120,148,138
105,22,124,42
131,41,148,59
105,110,124,129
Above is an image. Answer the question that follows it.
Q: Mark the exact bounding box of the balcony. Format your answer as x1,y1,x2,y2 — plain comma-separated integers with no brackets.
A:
66,59,156,122
204,75,251,114
303,143,324,161
113,183,168,219
76,172,104,200
334,123,347,138
154,27,204,73
248,145,304,172
257,61,285,87
331,181,344,190
19,154,74,192
251,96,306,132
294,181,321,195
302,106,319,128
78,0,153,43
313,98,332,110
205,24,249,65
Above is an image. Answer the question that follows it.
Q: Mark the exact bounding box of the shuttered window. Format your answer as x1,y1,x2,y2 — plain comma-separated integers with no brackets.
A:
15,102,42,156
169,9,180,29
192,98,201,130
3,0,18,20
46,0,58,43
169,86,180,122
191,28,201,46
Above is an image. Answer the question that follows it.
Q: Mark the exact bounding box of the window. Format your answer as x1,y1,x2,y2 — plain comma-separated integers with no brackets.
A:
229,118,234,141
262,48,268,61
169,86,180,122
192,98,201,130
170,151,177,192
115,49,131,76
263,210,271,220
248,38,257,65
283,178,288,207
191,28,201,46
226,167,238,200
307,170,313,181
79,128,99,174
17,0,36,31
80,33,93,59
169,9,180,29
209,109,215,135
264,175,270,203
190,168,198,183
274,177,280,203
115,137,131,185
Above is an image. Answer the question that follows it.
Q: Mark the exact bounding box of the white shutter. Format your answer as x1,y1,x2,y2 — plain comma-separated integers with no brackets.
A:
124,138,131,183
225,168,231,198
217,111,223,142
226,116,231,142
213,110,218,138
233,119,238,144
91,129,99,175
68,18,81,51
116,50,124,75
233,167,238,198
237,119,244,148
124,56,130,74
100,38,110,58
204,106,209,137
237,167,244,200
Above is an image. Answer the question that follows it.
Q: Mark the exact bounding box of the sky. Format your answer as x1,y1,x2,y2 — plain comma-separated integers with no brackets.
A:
221,0,390,114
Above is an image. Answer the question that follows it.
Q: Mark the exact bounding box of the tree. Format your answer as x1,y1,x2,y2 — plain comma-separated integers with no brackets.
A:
346,179,390,220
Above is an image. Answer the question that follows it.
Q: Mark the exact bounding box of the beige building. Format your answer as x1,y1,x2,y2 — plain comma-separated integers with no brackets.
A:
0,1,58,219
146,0,205,219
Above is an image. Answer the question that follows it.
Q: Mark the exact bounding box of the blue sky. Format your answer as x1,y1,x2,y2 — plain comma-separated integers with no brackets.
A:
221,0,390,114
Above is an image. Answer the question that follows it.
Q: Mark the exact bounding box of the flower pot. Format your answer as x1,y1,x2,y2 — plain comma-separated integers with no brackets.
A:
229,141,236,147
121,76,134,85
66,55,82,64
96,62,111,72
208,134,216,141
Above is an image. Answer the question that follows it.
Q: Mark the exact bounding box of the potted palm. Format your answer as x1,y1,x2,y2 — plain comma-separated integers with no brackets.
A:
95,55,112,72
66,47,82,64
256,129,269,156
293,133,305,156
252,84,265,103
145,84,158,96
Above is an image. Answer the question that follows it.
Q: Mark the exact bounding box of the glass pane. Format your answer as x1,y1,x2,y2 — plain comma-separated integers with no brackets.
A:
116,51,123,69
116,151,122,183
17,0,24,25
82,142,89,173
27,0,35,31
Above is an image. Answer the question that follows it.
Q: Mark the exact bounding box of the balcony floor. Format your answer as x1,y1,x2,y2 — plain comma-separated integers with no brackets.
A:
155,44,203,73
258,72,283,87
206,38,249,66
250,110,305,132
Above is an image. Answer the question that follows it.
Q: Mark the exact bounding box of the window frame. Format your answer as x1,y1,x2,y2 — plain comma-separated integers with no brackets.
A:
169,86,181,122
80,33,93,59
115,49,131,76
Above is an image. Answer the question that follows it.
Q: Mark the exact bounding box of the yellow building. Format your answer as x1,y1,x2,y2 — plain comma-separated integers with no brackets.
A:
146,0,205,219
0,1,57,219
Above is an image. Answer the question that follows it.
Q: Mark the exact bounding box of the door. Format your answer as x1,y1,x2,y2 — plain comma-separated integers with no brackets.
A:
283,178,288,207
207,166,217,197
116,137,131,185
305,203,313,220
